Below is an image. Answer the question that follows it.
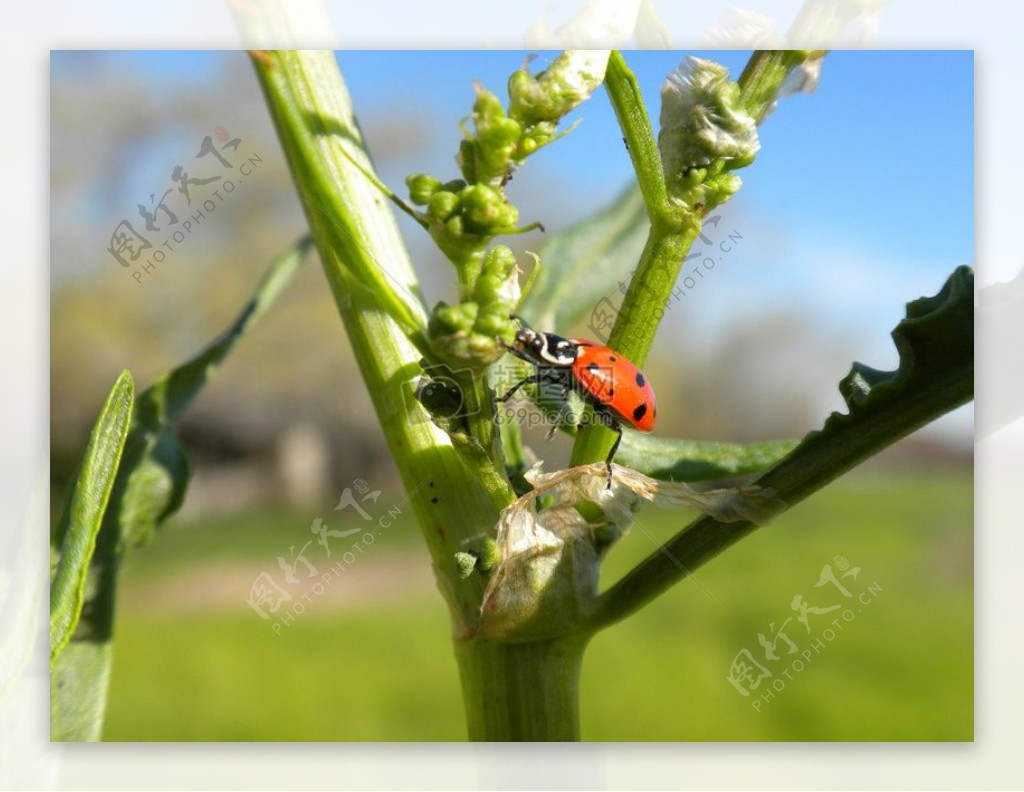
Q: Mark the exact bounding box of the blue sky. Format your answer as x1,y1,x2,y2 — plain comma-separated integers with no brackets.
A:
338,49,974,262
51,49,974,439
76,49,973,273
329,50,974,384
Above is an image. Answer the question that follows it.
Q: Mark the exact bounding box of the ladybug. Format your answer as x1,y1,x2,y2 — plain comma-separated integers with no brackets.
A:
498,315,657,487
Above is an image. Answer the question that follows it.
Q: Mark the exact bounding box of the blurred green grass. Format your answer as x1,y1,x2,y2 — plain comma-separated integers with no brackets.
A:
103,469,972,741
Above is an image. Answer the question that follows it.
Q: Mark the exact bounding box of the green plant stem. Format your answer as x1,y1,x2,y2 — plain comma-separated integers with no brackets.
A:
456,375,518,512
572,51,693,470
569,227,697,469
571,49,822,472
252,48,505,636
248,50,431,353
454,636,587,740
586,328,972,632
737,49,825,123
603,51,670,223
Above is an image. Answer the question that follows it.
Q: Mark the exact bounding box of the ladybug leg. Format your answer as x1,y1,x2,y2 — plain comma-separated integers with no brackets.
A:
604,422,623,489
545,382,571,441
591,407,623,489
497,373,545,403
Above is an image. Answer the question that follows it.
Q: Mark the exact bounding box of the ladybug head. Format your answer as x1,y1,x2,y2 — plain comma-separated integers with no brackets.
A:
506,315,577,367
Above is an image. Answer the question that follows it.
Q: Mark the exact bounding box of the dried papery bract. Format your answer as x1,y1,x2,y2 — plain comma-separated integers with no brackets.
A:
478,462,780,639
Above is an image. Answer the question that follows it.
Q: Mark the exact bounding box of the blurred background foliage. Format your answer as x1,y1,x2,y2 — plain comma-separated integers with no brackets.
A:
50,50,972,740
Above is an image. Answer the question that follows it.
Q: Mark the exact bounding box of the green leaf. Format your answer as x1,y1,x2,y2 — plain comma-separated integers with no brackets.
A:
519,183,648,331
49,370,134,667
50,640,115,743
772,264,974,489
589,266,975,631
50,236,310,741
111,234,312,550
616,434,799,482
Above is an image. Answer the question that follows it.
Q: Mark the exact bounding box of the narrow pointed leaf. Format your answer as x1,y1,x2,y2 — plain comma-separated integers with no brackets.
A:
49,370,134,666
50,236,310,741
112,234,312,550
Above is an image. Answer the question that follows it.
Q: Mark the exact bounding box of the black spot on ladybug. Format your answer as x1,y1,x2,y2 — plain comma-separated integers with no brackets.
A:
431,496,439,504
609,355,618,362
633,403,648,422
635,372,646,387
608,389,615,398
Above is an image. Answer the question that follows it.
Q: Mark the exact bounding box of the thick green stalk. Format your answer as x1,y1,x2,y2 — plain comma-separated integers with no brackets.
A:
454,636,587,740
251,49,501,634
252,44,591,743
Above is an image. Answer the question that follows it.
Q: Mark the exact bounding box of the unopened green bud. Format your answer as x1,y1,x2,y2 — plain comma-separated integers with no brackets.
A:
705,173,743,203
456,86,527,186
477,244,516,284
427,190,460,222
477,537,501,571
458,86,528,185
407,174,441,206
475,243,516,293
454,538,501,578
459,185,517,233
475,312,508,339
473,246,521,335
443,215,465,238
431,300,479,334
473,85,505,120
682,167,707,187
475,121,522,185
681,172,745,211
456,138,477,183
519,122,556,154
509,50,610,125
428,246,522,368
454,551,478,579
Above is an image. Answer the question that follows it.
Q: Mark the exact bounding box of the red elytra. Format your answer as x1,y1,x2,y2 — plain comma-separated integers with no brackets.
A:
498,317,657,487
570,339,657,433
